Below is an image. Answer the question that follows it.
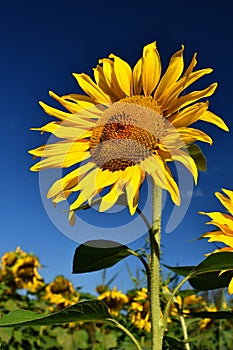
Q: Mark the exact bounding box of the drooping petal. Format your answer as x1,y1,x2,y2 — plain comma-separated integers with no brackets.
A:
144,156,180,205
142,42,161,96
176,127,212,145
124,166,143,215
199,110,229,131
172,149,198,184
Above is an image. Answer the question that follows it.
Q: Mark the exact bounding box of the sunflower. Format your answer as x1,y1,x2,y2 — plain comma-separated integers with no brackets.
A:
44,275,79,308
29,42,228,225
128,288,151,332
200,189,233,294
97,286,128,316
0,247,44,293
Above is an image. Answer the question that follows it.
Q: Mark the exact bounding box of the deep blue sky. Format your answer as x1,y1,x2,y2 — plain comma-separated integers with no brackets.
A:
1,0,233,294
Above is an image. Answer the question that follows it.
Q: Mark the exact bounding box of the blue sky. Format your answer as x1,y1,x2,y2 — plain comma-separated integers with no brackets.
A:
1,0,233,294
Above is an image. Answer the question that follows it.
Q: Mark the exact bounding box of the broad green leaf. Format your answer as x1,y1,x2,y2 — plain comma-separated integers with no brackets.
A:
0,300,111,327
165,252,233,290
187,143,207,171
72,240,133,273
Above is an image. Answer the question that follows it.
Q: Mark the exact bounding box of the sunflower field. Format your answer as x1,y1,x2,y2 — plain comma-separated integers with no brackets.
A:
1,247,233,350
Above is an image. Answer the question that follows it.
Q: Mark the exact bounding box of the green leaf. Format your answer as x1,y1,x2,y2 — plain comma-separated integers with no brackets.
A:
72,240,133,273
189,311,233,319
0,327,13,343
165,252,233,290
187,143,207,171
0,300,111,327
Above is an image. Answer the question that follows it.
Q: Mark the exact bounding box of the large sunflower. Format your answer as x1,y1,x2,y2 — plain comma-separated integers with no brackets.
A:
29,42,228,225
200,189,233,293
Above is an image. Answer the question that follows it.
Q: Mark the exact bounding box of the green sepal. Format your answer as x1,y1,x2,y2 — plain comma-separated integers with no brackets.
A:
187,143,207,171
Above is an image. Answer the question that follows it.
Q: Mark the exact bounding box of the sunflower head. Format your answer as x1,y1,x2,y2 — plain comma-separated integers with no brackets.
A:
29,41,228,225
0,247,44,293
98,287,129,316
44,275,79,308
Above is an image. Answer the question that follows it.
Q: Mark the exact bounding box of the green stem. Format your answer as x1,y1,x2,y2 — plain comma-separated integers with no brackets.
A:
179,314,190,350
149,183,163,350
161,274,192,336
107,318,142,350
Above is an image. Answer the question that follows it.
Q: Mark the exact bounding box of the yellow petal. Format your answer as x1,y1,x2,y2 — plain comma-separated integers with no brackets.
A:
93,65,117,101
73,73,111,104
172,149,198,184
142,42,161,96
99,182,124,212
199,110,229,131
62,94,98,111
133,58,142,95
228,277,233,295
162,69,212,111
109,54,132,96
168,102,209,128
183,52,197,77
99,58,125,99
176,127,212,145
216,190,233,216
31,121,92,140
166,83,217,116
49,91,83,114
124,166,143,215
47,162,95,199
29,141,90,171
145,156,180,205
95,169,121,190
203,231,233,247
39,101,72,121
154,45,184,103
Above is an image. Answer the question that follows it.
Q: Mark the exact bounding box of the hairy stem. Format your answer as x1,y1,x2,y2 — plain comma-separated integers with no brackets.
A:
149,183,163,349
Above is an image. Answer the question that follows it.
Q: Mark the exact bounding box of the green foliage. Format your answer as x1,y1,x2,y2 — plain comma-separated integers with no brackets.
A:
166,252,233,290
73,240,133,273
187,143,207,171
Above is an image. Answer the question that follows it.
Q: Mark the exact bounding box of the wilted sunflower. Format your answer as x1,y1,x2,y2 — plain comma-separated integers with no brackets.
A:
29,42,228,224
200,189,233,293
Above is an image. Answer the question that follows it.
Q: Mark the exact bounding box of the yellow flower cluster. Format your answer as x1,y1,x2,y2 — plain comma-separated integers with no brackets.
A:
0,247,44,293
98,287,128,316
129,288,151,332
43,275,79,309
200,189,233,294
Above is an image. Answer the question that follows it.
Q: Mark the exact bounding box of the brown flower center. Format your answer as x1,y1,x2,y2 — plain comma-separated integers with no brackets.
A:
90,96,165,171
